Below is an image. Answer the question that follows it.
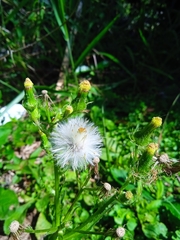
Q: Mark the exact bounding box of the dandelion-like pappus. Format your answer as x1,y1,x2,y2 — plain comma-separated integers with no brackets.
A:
50,117,102,170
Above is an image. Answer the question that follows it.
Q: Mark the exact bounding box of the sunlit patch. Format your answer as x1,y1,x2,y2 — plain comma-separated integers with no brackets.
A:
78,127,86,133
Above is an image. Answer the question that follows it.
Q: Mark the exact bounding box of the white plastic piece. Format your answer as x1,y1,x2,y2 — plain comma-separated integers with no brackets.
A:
0,104,26,125
75,65,90,74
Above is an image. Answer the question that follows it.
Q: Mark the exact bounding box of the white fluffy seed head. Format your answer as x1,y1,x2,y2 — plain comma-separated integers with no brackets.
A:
116,227,126,238
50,117,102,171
104,182,111,191
9,220,20,233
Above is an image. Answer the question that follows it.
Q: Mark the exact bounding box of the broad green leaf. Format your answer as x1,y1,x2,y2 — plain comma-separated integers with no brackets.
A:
104,119,116,131
143,222,167,239
4,200,34,234
35,213,52,240
36,195,50,213
146,200,162,210
0,188,18,220
162,201,180,220
127,218,138,231
83,194,95,206
110,168,127,185
0,123,12,145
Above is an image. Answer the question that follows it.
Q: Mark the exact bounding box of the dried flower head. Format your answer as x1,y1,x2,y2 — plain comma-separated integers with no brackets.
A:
104,182,111,192
9,220,24,240
125,190,133,200
116,227,126,238
9,221,20,233
93,157,100,164
50,117,102,170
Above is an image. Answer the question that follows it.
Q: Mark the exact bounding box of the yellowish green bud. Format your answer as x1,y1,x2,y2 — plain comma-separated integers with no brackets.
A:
23,78,40,126
71,80,91,112
125,190,133,200
151,117,162,128
24,78,33,90
134,117,162,146
79,80,91,93
23,78,37,112
138,143,158,173
146,142,158,155
63,105,73,117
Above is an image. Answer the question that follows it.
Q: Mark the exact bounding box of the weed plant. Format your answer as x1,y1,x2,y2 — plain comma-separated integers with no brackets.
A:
0,0,180,239
0,77,180,240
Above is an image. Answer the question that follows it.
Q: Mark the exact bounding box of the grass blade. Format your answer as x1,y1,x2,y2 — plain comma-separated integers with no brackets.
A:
75,14,120,68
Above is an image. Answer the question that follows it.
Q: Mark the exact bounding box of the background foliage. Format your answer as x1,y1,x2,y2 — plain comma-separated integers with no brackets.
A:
0,0,180,239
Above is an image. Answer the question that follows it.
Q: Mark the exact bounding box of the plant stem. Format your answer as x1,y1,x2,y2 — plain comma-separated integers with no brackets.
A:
62,173,90,224
54,164,61,227
63,193,117,240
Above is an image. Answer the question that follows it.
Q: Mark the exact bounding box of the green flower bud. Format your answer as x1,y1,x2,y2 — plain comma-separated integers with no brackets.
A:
23,78,40,126
72,81,91,112
24,78,33,89
79,80,91,93
134,117,162,146
63,105,73,117
138,143,158,173
23,78,37,112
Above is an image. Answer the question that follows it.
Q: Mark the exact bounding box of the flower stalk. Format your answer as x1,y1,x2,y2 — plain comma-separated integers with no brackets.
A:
138,143,158,173
134,117,162,146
